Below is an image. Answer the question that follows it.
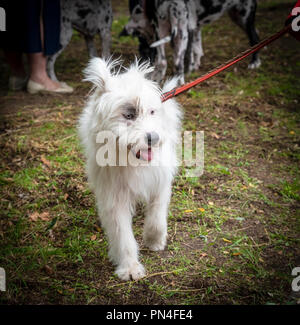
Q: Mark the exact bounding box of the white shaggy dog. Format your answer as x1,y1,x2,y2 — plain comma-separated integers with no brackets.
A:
78,58,182,280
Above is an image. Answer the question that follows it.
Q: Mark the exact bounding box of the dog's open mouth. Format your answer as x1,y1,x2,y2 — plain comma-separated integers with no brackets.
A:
135,148,153,161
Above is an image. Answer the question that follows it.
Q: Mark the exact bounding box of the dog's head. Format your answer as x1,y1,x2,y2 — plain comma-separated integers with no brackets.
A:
83,57,182,167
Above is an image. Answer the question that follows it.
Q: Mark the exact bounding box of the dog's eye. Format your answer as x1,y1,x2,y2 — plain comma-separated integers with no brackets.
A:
122,106,137,121
123,107,136,120
123,113,135,120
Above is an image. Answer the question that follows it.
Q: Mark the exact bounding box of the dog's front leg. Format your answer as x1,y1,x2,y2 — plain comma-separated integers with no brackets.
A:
84,35,98,58
47,20,73,81
172,29,189,85
99,27,112,59
100,204,145,281
151,45,167,84
143,186,171,251
191,28,204,71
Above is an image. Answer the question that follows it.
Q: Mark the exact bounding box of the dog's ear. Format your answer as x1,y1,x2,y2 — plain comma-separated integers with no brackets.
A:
83,58,120,92
134,57,154,77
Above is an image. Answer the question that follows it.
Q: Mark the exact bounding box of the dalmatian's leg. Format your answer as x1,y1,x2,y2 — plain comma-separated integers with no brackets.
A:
47,18,73,81
98,0,112,59
228,0,261,69
172,23,189,85
185,30,194,73
168,1,189,84
84,35,98,57
99,26,112,59
173,36,188,85
151,44,167,84
151,11,170,83
191,28,204,72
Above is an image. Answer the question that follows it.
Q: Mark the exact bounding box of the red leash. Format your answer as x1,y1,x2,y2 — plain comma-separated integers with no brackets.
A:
161,24,292,102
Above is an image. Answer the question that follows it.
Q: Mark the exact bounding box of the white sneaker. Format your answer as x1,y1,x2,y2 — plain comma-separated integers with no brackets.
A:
27,79,74,94
59,81,74,92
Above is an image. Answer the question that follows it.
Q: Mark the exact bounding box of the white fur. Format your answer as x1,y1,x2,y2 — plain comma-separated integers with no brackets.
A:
78,58,182,280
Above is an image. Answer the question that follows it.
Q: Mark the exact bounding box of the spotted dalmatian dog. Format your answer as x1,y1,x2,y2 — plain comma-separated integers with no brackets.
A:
120,0,157,64
47,0,112,82
123,0,261,85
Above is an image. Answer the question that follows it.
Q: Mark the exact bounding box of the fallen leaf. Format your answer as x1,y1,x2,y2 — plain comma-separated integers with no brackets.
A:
64,193,69,200
199,253,208,258
222,238,232,243
29,212,39,222
29,211,50,222
39,212,50,221
208,201,214,206
232,252,241,256
184,209,194,213
211,132,220,139
41,155,51,168
289,130,295,135
90,234,97,241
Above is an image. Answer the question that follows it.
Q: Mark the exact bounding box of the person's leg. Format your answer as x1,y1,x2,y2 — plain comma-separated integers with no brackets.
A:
3,51,26,77
1,1,27,89
4,51,28,90
27,52,60,90
27,10,60,90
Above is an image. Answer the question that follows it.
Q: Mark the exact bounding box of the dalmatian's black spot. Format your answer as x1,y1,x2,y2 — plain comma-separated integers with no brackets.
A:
78,9,90,19
135,7,142,15
239,9,246,17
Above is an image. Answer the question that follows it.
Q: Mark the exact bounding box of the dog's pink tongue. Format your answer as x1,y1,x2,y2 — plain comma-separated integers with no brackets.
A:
140,148,153,161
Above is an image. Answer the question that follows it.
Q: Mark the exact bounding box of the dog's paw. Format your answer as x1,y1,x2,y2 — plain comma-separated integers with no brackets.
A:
147,242,166,251
145,238,166,251
178,76,185,86
115,262,145,281
248,58,261,69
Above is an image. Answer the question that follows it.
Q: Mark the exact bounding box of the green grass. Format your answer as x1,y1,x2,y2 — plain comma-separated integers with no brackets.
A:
0,0,299,305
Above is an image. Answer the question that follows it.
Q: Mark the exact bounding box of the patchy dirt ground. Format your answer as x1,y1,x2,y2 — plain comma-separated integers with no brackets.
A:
0,0,299,305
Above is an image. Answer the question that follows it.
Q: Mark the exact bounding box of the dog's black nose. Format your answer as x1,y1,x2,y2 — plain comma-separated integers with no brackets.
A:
145,132,159,146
